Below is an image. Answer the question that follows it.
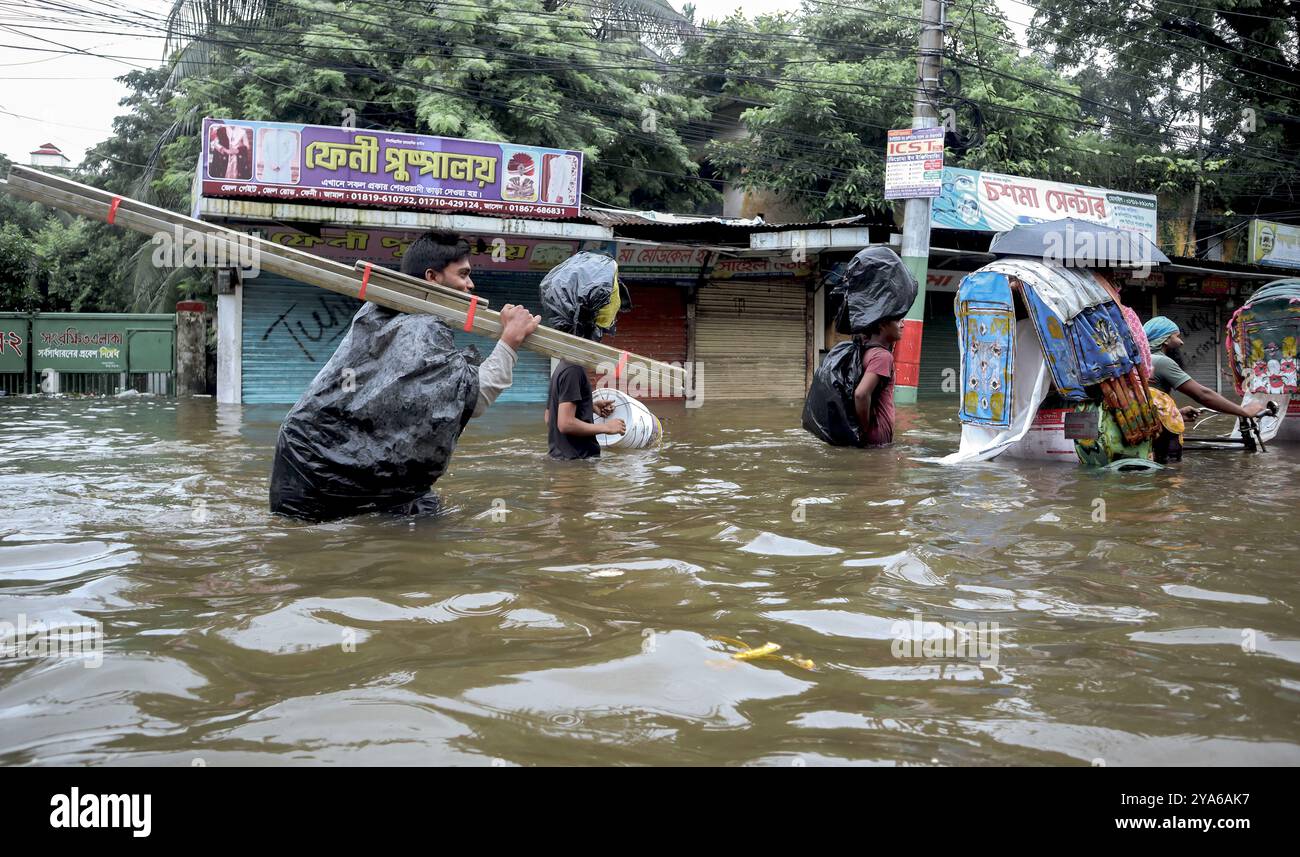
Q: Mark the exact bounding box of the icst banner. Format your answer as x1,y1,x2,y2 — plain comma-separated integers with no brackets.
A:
931,167,1158,242
200,118,583,219
884,128,944,200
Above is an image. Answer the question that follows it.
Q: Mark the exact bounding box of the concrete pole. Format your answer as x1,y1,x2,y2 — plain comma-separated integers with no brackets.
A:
216,283,242,404
895,0,946,404
175,300,208,396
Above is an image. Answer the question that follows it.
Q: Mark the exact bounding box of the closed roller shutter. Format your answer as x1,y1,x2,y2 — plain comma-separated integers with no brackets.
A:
1139,299,1223,394
241,272,552,405
241,274,361,404
457,273,549,403
591,283,687,397
696,280,806,399
1159,301,1224,393
918,290,960,400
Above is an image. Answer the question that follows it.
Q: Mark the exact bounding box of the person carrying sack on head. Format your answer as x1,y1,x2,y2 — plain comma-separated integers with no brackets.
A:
802,247,918,447
539,252,629,460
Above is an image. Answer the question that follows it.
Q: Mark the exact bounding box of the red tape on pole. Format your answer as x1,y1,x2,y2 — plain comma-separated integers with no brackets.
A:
463,295,479,331
106,197,121,225
358,263,371,300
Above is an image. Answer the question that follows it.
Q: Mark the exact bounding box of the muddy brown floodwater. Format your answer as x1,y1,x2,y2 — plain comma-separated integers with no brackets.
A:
1,396,1297,765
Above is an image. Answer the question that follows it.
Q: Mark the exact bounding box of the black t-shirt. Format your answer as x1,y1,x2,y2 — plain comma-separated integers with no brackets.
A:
547,361,600,460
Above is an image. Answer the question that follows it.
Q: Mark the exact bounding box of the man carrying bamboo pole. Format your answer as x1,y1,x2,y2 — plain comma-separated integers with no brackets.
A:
269,230,539,521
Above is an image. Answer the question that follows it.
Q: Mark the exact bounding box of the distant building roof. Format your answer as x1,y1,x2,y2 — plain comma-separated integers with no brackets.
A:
30,143,64,156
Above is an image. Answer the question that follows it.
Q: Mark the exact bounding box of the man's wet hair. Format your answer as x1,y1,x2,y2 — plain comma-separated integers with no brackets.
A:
401,229,471,277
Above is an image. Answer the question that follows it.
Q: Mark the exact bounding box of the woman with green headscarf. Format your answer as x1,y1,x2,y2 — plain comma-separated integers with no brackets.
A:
1144,316,1266,462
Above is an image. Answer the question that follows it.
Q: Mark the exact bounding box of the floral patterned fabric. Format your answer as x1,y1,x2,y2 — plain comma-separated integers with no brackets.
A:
1068,302,1139,387
1228,280,1300,396
956,271,1016,427
1149,388,1185,436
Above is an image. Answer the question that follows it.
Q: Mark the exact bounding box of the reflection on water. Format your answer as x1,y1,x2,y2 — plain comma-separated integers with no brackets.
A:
1,397,1297,766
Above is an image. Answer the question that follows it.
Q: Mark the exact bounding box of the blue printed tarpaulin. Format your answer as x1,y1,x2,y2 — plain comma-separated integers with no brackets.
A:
956,271,1016,426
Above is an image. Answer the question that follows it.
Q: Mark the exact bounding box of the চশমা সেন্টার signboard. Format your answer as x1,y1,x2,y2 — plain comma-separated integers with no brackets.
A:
930,166,1158,243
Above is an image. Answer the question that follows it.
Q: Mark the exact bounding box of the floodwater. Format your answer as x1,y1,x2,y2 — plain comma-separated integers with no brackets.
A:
1,396,1297,766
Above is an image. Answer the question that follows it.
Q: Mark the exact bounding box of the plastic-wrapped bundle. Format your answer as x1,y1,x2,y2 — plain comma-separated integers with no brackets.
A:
539,252,625,341
269,303,480,521
831,247,919,335
802,340,870,446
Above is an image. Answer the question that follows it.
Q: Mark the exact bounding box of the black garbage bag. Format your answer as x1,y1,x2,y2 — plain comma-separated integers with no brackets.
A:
539,251,625,341
802,339,873,446
269,303,480,522
831,246,918,335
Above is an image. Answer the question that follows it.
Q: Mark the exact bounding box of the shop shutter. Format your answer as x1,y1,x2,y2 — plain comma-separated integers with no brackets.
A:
457,273,549,403
241,274,360,404
590,283,687,397
696,280,806,399
918,290,961,400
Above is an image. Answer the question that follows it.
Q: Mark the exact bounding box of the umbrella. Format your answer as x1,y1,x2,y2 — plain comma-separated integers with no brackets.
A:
988,217,1170,268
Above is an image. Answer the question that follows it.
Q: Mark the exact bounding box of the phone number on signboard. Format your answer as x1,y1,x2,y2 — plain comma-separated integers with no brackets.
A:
342,193,569,216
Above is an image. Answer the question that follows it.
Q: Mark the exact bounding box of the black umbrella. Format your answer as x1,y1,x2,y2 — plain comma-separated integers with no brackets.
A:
988,217,1169,267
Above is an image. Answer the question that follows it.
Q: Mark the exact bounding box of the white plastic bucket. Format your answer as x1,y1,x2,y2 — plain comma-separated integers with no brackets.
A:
593,389,663,449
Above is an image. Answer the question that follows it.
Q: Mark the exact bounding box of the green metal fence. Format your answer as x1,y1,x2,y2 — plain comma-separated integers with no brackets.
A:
0,312,176,397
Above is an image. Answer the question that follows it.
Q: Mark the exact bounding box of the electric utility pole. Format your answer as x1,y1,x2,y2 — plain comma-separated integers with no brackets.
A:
896,0,945,404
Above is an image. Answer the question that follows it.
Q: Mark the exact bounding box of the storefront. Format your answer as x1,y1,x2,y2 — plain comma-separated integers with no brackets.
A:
196,116,612,405
1121,268,1267,396
194,115,876,406
598,245,703,397
917,286,960,400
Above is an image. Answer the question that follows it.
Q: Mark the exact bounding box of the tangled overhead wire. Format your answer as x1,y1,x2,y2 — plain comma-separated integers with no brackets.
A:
934,67,986,155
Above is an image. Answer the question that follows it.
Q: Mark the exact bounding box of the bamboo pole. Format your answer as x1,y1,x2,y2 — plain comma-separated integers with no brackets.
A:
5,165,478,308
351,260,486,309
2,166,687,390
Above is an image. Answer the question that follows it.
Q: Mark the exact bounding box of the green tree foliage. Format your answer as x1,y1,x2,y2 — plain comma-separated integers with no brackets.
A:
1025,0,1300,215
677,0,1248,220
0,154,44,312
0,153,136,312
3,1,716,312
2,0,1294,312
152,0,715,210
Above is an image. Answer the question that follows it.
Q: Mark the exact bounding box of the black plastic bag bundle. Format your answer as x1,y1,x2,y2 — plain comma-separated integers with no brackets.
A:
802,339,869,446
539,252,624,341
269,303,480,521
831,246,918,335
